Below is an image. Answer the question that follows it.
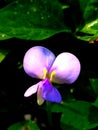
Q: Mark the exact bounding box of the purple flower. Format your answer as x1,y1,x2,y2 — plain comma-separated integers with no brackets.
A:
23,46,81,105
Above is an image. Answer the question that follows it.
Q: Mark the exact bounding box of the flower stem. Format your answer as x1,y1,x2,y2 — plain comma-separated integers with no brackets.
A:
46,101,52,128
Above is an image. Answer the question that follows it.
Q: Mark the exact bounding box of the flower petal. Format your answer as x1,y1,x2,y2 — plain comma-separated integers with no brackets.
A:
37,82,45,105
23,46,55,79
49,52,81,84
24,83,39,97
42,79,62,103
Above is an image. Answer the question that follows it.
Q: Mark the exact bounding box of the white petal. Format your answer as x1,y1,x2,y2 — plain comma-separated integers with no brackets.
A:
23,46,55,79
49,52,81,84
24,83,39,97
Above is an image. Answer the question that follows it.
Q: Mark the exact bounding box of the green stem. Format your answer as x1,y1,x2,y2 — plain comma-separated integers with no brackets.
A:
46,101,52,127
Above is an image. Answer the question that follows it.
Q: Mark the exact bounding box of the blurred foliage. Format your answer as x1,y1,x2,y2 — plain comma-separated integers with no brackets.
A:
89,78,98,97
0,0,98,130
7,120,40,130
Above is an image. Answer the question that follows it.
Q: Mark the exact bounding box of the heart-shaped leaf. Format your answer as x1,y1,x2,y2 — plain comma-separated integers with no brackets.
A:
0,0,71,40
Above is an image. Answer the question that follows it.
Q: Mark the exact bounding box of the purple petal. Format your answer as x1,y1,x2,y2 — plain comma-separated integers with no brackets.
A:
24,83,39,97
49,52,81,84
23,46,55,79
42,79,62,103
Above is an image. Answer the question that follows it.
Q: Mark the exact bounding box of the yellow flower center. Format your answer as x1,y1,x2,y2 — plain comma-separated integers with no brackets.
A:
43,67,56,82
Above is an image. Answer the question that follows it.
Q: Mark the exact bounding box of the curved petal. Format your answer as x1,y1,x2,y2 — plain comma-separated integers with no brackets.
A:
42,79,62,103
49,52,81,84
24,83,39,97
37,81,45,105
23,46,55,79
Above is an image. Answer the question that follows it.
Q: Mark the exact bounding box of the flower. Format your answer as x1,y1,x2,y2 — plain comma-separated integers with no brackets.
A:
23,46,81,105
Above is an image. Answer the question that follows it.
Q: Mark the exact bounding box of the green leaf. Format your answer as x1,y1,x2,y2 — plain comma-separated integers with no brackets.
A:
88,105,98,127
89,78,98,96
81,19,98,34
0,0,71,40
51,101,98,129
93,98,98,107
76,19,98,42
7,120,40,130
82,0,98,23
0,33,12,40
0,49,10,63
74,0,98,42
61,123,79,130
78,0,89,13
